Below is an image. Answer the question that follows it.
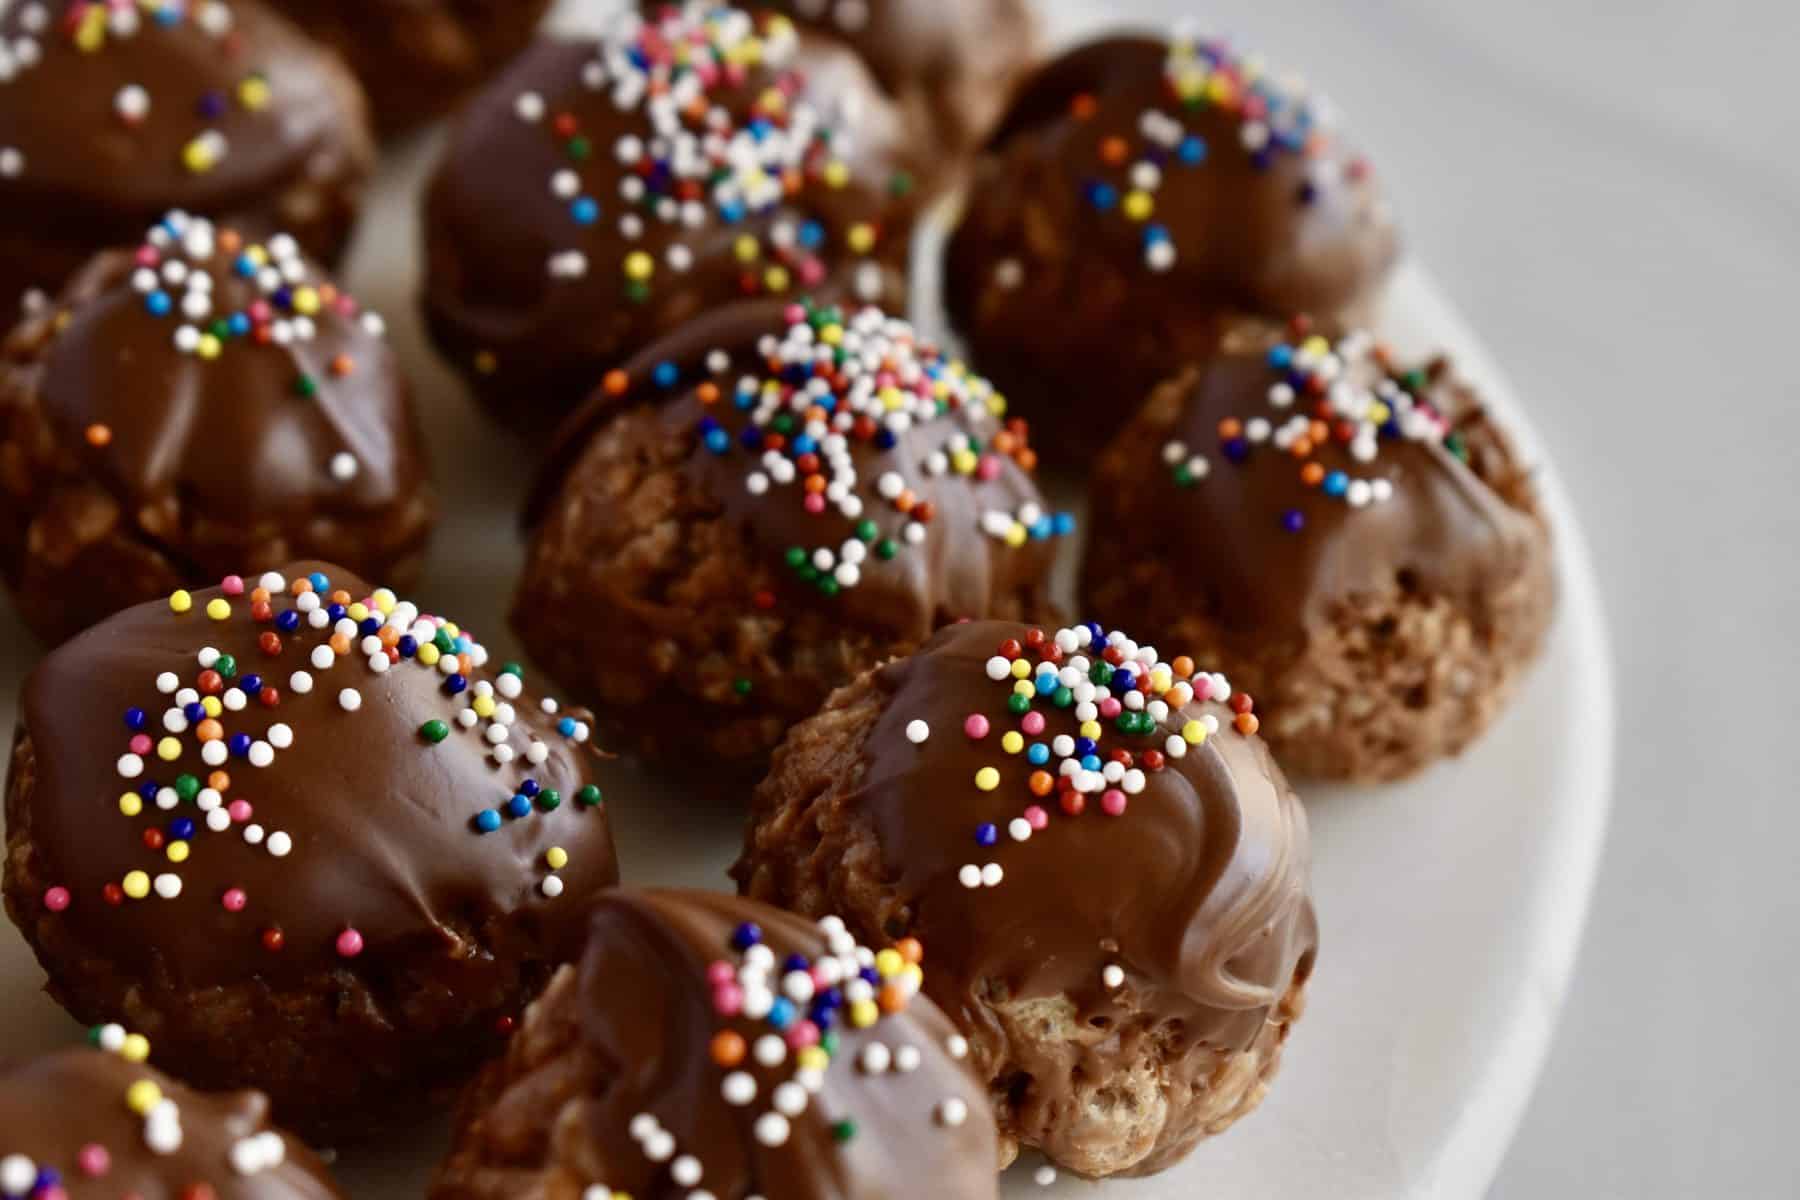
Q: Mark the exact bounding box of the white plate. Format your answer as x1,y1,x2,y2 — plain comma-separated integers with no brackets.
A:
0,8,1614,1197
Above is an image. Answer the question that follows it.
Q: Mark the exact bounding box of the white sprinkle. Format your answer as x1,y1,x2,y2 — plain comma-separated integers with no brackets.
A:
753,1113,790,1147
905,719,930,744
152,873,182,899
946,1034,969,1060
267,832,292,858
859,1043,891,1074
542,875,565,898
514,91,545,121
894,1045,921,1073
117,754,144,779
1103,964,1126,989
0,148,22,178
338,688,361,712
721,1071,757,1105
936,1098,969,1127
288,670,313,694
329,452,358,481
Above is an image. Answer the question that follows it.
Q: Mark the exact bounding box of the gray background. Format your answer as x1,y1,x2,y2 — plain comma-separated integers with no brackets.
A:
1108,1,1798,1195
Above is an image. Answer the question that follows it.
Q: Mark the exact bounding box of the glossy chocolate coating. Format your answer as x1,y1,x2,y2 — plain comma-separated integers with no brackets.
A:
422,9,917,434
0,219,436,645
944,34,1398,461
0,0,374,323
1093,326,1545,640
9,562,618,990
437,889,997,1199
267,0,553,134
0,1047,341,1199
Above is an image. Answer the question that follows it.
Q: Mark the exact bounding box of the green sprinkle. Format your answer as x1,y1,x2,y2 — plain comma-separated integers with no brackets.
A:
175,774,200,802
855,519,878,542
875,539,898,560
1173,464,1196,487
420,720,450,744
818,577,841,597
831,1119,857,1144
887,170,914,198
1007,694,1031,715
214,653,236,679
785,546,807,568
1052,686,1074,708
293,374,317,399
577,784,603,808
566,135,590,161
1445,432,1469,463
732,678,753,697
537,788,561,811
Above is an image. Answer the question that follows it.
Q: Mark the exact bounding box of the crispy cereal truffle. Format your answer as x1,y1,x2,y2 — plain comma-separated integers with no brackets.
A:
944,29,1399,464
1082,323,1555,781
2,564,621,1142
423,3,919,435
0,1027,340,1200
431,889,998,1200
707,0,1040,177
0,0,375,326
515,299,1072,774
0,213,436,646
737,619,1318,1178
267,0,553,134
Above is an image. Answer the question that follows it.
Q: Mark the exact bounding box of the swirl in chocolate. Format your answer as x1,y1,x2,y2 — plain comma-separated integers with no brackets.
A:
435,889,997,1200
423,2,916,431
0,1028,340,1200
945,28,1398,460
1128,324,1545,636
0,0,372,321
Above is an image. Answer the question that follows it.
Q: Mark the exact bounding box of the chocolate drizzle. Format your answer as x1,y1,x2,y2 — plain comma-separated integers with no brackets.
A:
11,562,619,990
557,890,997,1199
0,1046,341,1200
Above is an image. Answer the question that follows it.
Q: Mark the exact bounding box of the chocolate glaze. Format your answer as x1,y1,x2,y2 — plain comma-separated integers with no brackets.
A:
0,1047,341,1199
848,620,1315,1092
422,12,917,433
267,0,553,134
0,0,374,320
1098,326,1544,639
944,33,1398,460
482,889,996,1199
10,562,619,990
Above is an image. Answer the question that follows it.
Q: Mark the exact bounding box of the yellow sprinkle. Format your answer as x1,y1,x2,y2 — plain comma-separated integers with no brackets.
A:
1182,719,1207,745
545,846,569,871
763,266,790,293
1123,191,1154,221
156,738,181,762
1001,731,1024,754
443,622,461,639
181,138,217,174
293,287,320,316
472,696,496,719
237,75,271,111
848,1000,880,1029
244,245,268,267
900,963,924,990
950,449,977,475
1078,720,1102,741
879,386,904,412
819,323,843,345
168,590,192,613
975,767,1000,791
874,948,903,978
372,588,396,614
1011,679,1033,699
1302,335,1331,357
200,696,222,718
1370,402,1391,425
347,603,369,622
166,841,189,864
417,644,441,667
74,9,105,52
120,1034,150,1063
125,1080,163,1115
206,598,230,620
987,394,1007,417
122,871,150,900
1010,659,1031,679
1149,668,1172,694
822,160,850,189
623,251,655,281
797,1046,829,1073
197,333,221,359
1003,523,1027,548
118,793,142,817
847,223,876,254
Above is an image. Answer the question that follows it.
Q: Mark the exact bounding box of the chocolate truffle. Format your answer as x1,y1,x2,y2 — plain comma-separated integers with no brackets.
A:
737,619,1318,1179
0,0,375,327
515,299,1073,775
0,213,437,646
711,0,1040,180
422,3,919,435
267,0,553,134
431,889,998,1199
0,1027,340,1199
2,564,621,1142
1082,323,1555,782
944,29,1400,465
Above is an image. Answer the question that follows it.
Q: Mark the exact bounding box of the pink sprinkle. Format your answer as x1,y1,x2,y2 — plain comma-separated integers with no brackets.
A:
249,300,272,323
221,575,244,595
222,888,247,912
43,886,70,912
133,246,159,267
228,799,253,823
1024,805,1049,830
1101,789,1128,817
783,303,806,324
976,455,1002,481
1098,697,1122,719
129,734,152,755
799,258,827,287
77,1143,110,1177
706,961,735,987
963,714,990,740
803,493,826,514
335,928,364,958
786,1020,820,1049
1021,711,1046,735
38,1188,67,1200
713,983,744,1017
810,963,833,988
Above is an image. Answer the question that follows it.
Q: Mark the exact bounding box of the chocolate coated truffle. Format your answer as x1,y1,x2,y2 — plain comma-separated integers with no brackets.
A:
0,1029,340,1199
0,213,436,646
422,3,918,435
1082,323,1555,781
268,0,553,134
3,564,621,1141
0,0,375,326
737,619,1317,1178
515,300,1072,774
431,889,998,1200
719,0,1040,184
944,30,1399,464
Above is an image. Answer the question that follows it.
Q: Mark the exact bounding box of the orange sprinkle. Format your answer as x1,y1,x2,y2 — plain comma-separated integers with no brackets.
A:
250,587,270,605
290,578,313,594
1171,655,1195,679
1015,447,1038,472
328,633,351,655
1301,462,1325,487
896,937,924,965
603,369,629,397
218,229,241,254
1028,770,1054,797
710,1030,745,1068
1100,136,1130,166
992,430,1018,455
1217,417,1242,439
195,719,223,743
1234,712,1260,736
894,489,916,512
84,423,112,447
1291,437,1314,458
803,474,826,494
1070,93,1098,119
879,983,908,1013
377,627,400,648
330,353,354,377
208,771,231,791
1309,420,1330,443
696,382,720,405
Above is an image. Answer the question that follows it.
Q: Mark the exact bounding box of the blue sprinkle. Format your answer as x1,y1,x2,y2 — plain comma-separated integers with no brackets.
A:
1323,471,1348,498
768,998,796,1029
976,823,998,847
444,674,468,696
169,818,195,841
1178,135,1208,165
1085,180,1118,210
507,794,532,818
145,290,172,317
798,220,825,249
1035,673,1057,696
1053,512,1077,536
475,810,502,833
358,616,381,636
228,734,252,757
1281,508,1306,533
732,922,763,951
327,603,348,622
1074,736,1098,758
1027,743,1050,765
1267,344,1294,370
653,361,679,388
571,196,599,225
1223,437,1251,464
397,635,417,658
234,254,257,278
240,674,263,694
1081,754,1102,772
125,708,146,730
520,779,541,797
704,428,731,454
557,716,577,737
783,953,809,973
183,702,205,722
308,572,329,593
